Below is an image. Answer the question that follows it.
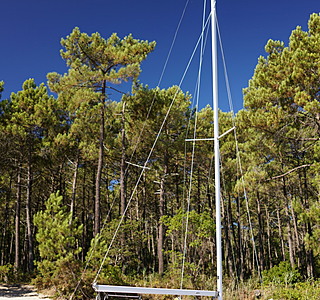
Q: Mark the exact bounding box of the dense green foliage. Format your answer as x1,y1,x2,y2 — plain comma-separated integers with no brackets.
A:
0,14,320,298
262,261,301,285
33,192,83,297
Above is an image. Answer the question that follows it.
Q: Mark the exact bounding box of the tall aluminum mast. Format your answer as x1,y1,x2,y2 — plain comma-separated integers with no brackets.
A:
211,0,223,299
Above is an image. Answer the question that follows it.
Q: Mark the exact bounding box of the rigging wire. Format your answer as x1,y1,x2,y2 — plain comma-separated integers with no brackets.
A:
180,0,207,289
93,16,212,284
213,10,241,286
181,11,210,217
216,15,261,280
181,9,211,215
124,0,191,177
70,2,192,298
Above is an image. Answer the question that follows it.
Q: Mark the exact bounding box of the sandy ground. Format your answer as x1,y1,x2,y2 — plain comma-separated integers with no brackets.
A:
0,284,50,300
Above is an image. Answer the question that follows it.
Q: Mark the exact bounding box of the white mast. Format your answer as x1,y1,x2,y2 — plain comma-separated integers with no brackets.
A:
211,0,223,299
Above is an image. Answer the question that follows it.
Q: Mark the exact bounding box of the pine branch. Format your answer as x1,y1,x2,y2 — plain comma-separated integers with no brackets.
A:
266,164,312,181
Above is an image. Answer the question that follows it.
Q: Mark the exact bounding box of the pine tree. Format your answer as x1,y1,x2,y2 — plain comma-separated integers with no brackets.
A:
48,28,156,236
8,79,57,272
242,13,320,278
33,191,83,296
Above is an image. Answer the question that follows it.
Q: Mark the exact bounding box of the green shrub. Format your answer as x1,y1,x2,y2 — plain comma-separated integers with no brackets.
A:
33,191,83,298
262,261,301,285
0,264,13,283
267,279,320,299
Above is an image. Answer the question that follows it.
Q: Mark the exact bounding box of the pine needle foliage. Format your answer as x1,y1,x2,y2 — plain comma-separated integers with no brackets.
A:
33,191,83,297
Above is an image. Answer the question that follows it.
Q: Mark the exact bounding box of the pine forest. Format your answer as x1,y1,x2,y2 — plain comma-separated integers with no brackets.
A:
1,13,320,300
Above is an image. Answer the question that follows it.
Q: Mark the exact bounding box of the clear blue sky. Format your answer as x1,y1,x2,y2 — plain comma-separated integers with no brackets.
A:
1,0,319,112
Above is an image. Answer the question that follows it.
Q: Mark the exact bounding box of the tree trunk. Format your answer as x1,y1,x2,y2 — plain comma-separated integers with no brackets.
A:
265,204,273,269
306,227,315,278
26,163,34,271
227,195,238,277
224,194,234,277
120,101,127,269
236,197,244,280
70,154,79,224
282,178,295,268
291,198,301,268
120,101,127,218
81,166,87,262
303,168,315,278
2,175,12,265
256,192,265,271
94,81,106,236
14,164,22,272
157,168,167,275
277,208,285,261
285,204,295,267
